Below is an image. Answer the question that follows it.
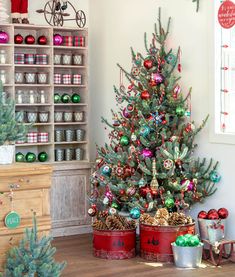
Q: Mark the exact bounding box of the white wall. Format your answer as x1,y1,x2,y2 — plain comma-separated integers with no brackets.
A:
89,0,235,238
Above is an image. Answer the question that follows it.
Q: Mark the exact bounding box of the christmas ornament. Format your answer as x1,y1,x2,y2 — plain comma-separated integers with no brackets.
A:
120,135,129,146
0,31,9,44
111,202,121,210
138,178,146,187
173,84,181,98
61,93,70,103
119,189,125,196
71,93,81,103
140,185,151,197
131,66,140,76
187,181,194,191
185,123,195,133
188,235,200,247
218,208,229,219
103,197,109,205
140,90,150,100
185,110,191,117
207,211,219,220
165,197,175,209
15,152,24,162
53,34,63,46
5,211,20,229
101,165,112,176
152,72,164,85
209,171,221,183
37,35,47,45
176,106,185,117
131,134,137,142
88,205,97,217
38,152,48,162
175,235,187,247
54,93,61,103
149,79,157,87
198,211,207,221
25,35,35,45
166,53,177,65
113,164,124,177
139,125,151,137
143,59,153,69
163,159,174,170
127,104,134,113
150,46,158,55
122,108,131,118
150,159,159,191
14,34,23,44
130,207,141,219
109,207,117,215
141,149,153,158
127,186,136,196
184,234,193,244
25,152,36,163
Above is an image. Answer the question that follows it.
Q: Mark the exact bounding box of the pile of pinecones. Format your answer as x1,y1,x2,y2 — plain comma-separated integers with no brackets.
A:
140,208,193,226
92,212,136,231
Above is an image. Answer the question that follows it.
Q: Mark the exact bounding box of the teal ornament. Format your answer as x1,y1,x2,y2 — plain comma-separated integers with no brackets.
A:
165,198,175,209
101,165,112,176
138,178,146,187
176,107,185,117
139,125,151,137
135,58,142,66
185,110,191,117
15,152,24,162
130,207,141,219
25,152,36,163
5,211,21,229
210,171,221,183
166,53,177,65
120,135,129,146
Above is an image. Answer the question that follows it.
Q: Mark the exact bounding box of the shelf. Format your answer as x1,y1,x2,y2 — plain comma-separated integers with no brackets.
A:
15,64,51,68
14,44,51,49
54,46,87,50
0,64,12,67
15,84,51,87
54,141,87,145
14,24,52,30
3,84,13,87
54,65,86,69
16,142,52,147
54,103,87,106
23,123,52,126
54,85,86,88
16,103,52,107
54,160,89,164
0,44,14,47
54,122,87,125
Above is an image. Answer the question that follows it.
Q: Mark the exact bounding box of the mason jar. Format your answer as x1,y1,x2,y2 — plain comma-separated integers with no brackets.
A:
0,70,7,84
0,50,7,64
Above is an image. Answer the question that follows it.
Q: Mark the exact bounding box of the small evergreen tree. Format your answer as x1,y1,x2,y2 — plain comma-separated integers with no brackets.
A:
0,81,28,145
1,215,66,277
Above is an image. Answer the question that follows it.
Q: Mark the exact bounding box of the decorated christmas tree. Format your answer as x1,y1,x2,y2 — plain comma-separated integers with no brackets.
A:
1,215,66,277
89,9,221,220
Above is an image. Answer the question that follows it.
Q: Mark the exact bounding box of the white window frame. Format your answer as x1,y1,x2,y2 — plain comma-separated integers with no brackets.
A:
209,0,235,144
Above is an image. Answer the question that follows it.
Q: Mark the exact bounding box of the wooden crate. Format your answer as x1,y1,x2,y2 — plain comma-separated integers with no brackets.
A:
0,163,52,269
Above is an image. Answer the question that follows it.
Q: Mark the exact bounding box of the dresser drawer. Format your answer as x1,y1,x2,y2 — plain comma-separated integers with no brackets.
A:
0,174,51,192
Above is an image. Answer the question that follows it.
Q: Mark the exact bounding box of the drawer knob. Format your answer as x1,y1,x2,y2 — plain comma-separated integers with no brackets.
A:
19,178,24,182
9,184,20,189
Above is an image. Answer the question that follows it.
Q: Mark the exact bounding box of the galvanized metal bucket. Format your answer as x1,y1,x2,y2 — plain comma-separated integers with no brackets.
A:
171,243,203,268
198,219,226,240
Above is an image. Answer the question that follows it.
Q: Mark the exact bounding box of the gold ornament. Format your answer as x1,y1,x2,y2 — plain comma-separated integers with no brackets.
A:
150,158,159,191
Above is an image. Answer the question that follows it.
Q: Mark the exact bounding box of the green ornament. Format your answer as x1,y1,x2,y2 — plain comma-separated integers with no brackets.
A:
25,152,36,163
188,235,200,247
166,53,177,65
176,107,185,117
15,152,24,162
38,151,48,162
120,135,129,146
165,198,175,209
71,93,81,103
54,93,61,103
184,234,193,244
175,235,187,247
61,93,70,103
111,202,121,211
5,211,21,229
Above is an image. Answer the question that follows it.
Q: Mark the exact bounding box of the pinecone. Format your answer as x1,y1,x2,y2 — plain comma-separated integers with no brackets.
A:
186,216,193,225
97,211,108,220
140,213,155,225
105,215,125,230
115,214,127,226
168,212,189,226
125,219,136,230
155,208,169,220
154,218,168,226
92,219,107,230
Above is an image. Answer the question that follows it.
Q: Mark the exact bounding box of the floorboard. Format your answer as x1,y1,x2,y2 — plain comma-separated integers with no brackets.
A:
53,234,235,277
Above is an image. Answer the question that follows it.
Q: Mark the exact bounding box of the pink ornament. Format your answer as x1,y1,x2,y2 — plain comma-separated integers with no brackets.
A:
173,85,181,98
0,31,9,44
141,149,153,158
127,186,136,196
123,108,131,118
105,190,113,201
152,73,164,85
181,179,194,191
187,181,194,191
53,34,63,46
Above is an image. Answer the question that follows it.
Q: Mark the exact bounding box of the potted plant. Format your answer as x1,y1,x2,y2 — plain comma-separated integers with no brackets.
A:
0,81,29,164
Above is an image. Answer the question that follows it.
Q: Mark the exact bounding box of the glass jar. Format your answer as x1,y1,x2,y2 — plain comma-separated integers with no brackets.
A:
0,50,7,64
29,90,36,104
38,90,46,104
15,90,23,104
0,70,6,84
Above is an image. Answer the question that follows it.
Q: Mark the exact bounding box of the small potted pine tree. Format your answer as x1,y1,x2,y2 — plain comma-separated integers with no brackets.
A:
0,81,29,164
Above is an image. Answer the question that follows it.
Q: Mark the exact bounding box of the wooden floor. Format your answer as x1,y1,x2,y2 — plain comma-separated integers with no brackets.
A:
54,234,235,277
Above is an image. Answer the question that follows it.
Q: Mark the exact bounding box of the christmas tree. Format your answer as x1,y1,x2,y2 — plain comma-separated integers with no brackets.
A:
89,9,221,219
0,81,28,145
0,0,9,24
1,215,66,277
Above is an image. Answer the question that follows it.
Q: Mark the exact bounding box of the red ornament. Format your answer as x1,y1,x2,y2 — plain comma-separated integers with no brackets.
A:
198,210,208,219
207,211,219,220
218,0,235,29
175,159,182,166
14,34,23,44
25,35,35,45
118,131,124,137
161,120,167,125
144,203,149,209
119,189,126,196
218,208,229,219
141,90,150,100
208,209,218,215
149,79,157,87
140,185,152,197
123,165,134,178
37,35,47,45
144,59,154,70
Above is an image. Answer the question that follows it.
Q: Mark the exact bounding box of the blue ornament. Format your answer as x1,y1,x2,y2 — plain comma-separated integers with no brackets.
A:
130,207,141,219
138,178,146,187
102,165,112,176
151,112,164,125
185,110,191,117
139,125,151,137
210,171,221,183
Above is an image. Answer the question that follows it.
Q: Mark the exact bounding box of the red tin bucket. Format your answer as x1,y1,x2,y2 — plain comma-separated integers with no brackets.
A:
140,222,195,262
93,228,136,259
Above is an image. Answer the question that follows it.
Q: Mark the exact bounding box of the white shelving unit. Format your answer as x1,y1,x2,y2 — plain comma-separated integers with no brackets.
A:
0,24,89,164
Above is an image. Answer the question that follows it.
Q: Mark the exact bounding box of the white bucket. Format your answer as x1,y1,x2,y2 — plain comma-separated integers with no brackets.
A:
0,145,15,164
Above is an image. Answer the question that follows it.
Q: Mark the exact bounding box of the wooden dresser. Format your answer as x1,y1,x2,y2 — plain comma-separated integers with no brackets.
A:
0,164,53,269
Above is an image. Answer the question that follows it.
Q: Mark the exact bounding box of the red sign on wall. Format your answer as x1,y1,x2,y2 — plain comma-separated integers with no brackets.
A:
218,0,235,29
